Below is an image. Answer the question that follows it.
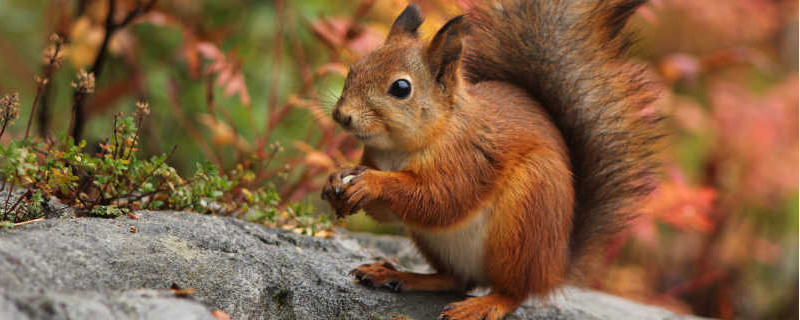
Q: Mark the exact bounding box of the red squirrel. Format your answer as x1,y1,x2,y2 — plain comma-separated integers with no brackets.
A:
321,0,661,319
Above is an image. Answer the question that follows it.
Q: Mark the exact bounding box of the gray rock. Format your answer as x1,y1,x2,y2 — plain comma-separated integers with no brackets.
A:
0,289,215,320
0,211,702,319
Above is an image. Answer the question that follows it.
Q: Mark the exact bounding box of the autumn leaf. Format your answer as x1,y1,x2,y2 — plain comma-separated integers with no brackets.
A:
309,17,384,59
640,166,717,234
211,310,232,320
195,42,251,107
197,114,251,152
293,141,335,170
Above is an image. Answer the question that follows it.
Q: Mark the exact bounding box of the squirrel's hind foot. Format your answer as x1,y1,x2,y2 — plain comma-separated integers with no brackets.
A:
438,293,520,320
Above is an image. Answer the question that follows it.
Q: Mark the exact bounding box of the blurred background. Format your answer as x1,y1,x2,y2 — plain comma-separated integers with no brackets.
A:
0,0,796,318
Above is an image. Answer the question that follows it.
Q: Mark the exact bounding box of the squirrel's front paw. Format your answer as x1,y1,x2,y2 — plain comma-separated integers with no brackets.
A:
321,166,373,217
349,259,404,292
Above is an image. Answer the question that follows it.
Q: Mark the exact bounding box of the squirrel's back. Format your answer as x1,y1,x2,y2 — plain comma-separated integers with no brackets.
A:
464,0,662,273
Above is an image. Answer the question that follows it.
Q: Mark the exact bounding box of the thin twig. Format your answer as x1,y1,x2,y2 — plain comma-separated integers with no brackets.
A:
25,84,45,141
112,113,120,158
123,115,144,162
36,77,53,137
93,0,158,80
2,182,15,216
6,189,32,219
25,38,62,141
67,92,86,139
41,1,83,137
14,217,44,226
0,182,7,221
71,0,158,140
0,121,8,141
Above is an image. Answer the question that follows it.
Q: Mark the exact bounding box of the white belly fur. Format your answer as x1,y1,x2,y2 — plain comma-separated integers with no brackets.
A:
411,207,490,283
366,149,488,282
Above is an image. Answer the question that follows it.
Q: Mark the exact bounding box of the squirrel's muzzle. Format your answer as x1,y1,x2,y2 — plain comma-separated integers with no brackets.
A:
332,108,353,129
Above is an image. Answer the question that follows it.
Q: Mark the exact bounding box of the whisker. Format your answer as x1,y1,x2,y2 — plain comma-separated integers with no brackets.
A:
319,89,340,112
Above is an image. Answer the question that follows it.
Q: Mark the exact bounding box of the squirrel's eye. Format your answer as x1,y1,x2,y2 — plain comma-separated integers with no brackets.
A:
388,79,412,99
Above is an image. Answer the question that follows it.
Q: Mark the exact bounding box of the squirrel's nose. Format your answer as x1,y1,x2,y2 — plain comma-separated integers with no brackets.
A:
333,108,353,128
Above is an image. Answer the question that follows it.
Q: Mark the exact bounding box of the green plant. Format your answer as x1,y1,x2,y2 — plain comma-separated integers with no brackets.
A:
0,100,277,220
0,35,332,237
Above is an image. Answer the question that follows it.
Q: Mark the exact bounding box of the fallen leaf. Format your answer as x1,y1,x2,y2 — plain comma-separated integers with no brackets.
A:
170,283,196,297
211,310,232,320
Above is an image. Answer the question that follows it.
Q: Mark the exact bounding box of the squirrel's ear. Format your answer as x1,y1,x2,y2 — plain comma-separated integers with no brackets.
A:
425,15,466,93
387,4,424,41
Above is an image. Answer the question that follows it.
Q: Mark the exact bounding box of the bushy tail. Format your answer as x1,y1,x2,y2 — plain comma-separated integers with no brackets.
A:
464,0,661,274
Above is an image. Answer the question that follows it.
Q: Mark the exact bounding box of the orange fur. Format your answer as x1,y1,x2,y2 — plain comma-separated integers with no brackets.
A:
321,1,661,319
440,294,520,320
350,260,463,292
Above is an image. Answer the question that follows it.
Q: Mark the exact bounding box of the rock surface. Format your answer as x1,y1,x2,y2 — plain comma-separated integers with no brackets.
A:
0,211,702,319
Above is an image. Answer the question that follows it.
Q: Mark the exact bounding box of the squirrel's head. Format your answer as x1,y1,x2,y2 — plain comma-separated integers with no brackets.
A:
333,4,466,151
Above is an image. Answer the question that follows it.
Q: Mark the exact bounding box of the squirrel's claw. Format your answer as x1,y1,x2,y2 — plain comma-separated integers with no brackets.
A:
321,166,373,218
384,280,403,292
349,259,404,292
438,294,518,320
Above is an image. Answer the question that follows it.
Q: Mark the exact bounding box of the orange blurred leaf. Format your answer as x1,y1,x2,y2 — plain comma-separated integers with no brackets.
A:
293,141,335,169
211,310,232,320
641,167,717,233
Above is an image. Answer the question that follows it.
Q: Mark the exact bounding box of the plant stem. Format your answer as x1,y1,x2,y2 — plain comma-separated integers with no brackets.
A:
24,84,44,142
6,189,32,220
2,182,14,218
66,93,84,141
70,0,158,140
0,120,8,141
26,35,62,142
112,114,120,159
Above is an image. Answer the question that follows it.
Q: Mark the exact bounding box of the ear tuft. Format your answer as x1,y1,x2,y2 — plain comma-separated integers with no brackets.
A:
425,15,466,92
388,4,424,40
